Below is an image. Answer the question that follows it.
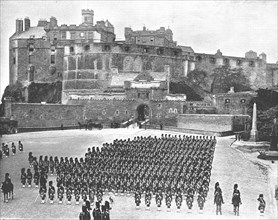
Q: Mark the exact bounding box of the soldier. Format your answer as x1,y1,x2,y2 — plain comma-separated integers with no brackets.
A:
20,168,27,188
214,182,224,215
93,202,102,220
175,189,182,212
75,186,82,205
58,185,65,204
155,188,163,211
197,187,205,213
97,188,103,204
232,184,242,216
186,188,194,213
49,156,55,175
257,194,266,215
66,186,72,205
145,188,152,210
39,185,47,204
5,144,9,157
135,188,141,209
18,141,23,152
48,181,55,204
28,152,34,168
26,168,33,187
165,188,172,212
11,142,16,155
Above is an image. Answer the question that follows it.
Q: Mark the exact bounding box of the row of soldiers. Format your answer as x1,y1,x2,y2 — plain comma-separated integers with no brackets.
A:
0,141,24,159
23,134,216,213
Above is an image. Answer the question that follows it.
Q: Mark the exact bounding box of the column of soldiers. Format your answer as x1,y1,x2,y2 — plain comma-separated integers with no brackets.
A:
20,134,216,216
1,141,24,159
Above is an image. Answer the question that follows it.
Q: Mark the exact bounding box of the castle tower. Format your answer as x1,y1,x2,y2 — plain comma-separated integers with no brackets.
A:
82,9,94,25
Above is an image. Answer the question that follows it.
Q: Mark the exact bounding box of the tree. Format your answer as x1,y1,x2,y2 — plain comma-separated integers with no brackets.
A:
210,66,251,93
187,69,210,91
248,89,278,141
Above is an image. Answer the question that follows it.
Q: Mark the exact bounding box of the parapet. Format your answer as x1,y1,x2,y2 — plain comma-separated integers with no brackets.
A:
82,9,94,15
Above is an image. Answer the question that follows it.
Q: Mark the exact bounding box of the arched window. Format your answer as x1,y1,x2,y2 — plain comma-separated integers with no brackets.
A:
169,108,173,113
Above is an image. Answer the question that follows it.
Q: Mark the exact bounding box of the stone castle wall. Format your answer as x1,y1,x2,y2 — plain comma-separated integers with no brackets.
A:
194,53,274,90
9,103,83,128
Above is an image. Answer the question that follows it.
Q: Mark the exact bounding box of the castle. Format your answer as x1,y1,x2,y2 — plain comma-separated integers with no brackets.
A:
5,9,278,132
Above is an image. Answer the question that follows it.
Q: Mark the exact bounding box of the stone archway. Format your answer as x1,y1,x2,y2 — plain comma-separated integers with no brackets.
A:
136,104,150,121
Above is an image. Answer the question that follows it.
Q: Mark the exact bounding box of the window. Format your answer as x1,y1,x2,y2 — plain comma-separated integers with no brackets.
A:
137,93,140,98
124,46,130,52
143,48,149,53
103,45,111,51
51,46,55,52
196,56,202,62
13,57,16,64
50,55,55,64
158,103,162,109
54,37,57,41
173,108,178,113
29,44,34,52
173,51,178,56
224,58,229,66
70,32,76,40
115,110,119,115
240,99,246,104
249,61,255,67
237,59,242,66
210,57,216,64
80,32,85,38
70,46,74,53
146,93,149,99
225,99,230,104
169,108,173,113
84,45,90,51
125,110,128,115
61,31,66,39
84,17,88,22
157,48,164,55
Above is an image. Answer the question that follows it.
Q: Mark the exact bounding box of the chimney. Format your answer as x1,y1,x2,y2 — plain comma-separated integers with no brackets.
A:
49,16,57,28
24,17,30,31
16,19,23,33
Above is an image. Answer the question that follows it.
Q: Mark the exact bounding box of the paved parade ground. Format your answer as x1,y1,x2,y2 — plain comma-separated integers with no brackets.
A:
0,128,277,219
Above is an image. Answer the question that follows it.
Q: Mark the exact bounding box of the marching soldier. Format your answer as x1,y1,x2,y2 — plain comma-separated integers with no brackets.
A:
39,185,47,204
145,188,152,210
66,186,72,205
197,187,205,213
155,188,163,211
186,188,194,213
21,168,27,188
48,181,55,204
58,185,65,204
26,168,33,187
18,141,23,152
11,143,16,155
165,188,172,212
175,189,182,212
135,188,141,209
93,202,102,220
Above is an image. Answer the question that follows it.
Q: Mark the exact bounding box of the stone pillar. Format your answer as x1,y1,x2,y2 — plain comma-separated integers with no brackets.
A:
184,60,188,77
250,102,258,142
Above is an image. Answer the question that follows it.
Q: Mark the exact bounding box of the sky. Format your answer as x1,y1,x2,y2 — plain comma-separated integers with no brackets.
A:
0,0,277,101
